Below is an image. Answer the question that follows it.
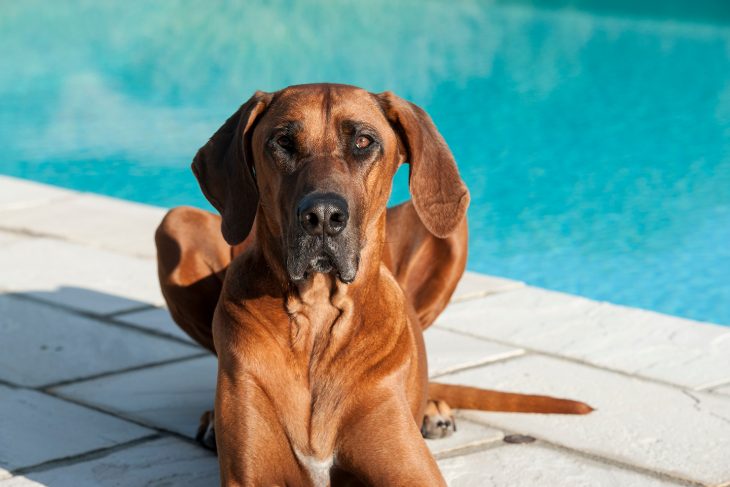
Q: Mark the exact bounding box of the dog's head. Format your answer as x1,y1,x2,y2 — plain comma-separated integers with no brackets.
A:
192,84,468,284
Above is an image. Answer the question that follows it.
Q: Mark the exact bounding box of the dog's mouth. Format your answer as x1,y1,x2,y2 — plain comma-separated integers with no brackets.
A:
310,255,335,274
286,237,359,284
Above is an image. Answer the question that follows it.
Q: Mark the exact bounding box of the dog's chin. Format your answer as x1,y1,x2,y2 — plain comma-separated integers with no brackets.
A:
288,254,358,285
311,255,335,274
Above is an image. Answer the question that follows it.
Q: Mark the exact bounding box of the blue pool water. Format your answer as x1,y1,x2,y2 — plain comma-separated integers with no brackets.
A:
1,1,729,325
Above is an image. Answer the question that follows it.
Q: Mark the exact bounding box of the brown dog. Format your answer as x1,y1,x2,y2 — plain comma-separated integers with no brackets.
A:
156,83,591,486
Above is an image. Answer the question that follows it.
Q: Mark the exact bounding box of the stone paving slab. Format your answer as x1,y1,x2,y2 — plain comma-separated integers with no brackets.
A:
0,385,152,479
51,355,505,459
438,442,684,487
0,193,166,259
451,271,524,302
2,434,680,487
0,295,199,388
428,418,503,458
114,307,196,343
0,230,22,247
438,286,730,390
0,238,164,315
0,437,219,487
425,327,524,378
0,176,74,212
53,350,503,462
437,354,730,486
52,356,218,438
2,176,729,485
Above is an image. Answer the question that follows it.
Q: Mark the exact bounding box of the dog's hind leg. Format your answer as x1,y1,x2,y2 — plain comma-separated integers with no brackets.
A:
155,206,246,353
421,399,456,439
196,409,217,451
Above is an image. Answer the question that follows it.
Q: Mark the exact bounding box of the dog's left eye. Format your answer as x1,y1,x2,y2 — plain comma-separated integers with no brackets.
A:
276,136,293,149
355,135,372,150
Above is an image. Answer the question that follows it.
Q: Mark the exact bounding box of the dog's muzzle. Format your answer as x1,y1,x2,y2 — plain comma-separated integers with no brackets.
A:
286,193,359,283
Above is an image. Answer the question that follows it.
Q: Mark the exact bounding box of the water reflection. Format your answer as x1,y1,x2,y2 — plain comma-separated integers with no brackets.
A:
0,0,729,323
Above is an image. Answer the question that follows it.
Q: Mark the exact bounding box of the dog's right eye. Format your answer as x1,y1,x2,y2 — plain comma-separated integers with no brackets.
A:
355,135,372,149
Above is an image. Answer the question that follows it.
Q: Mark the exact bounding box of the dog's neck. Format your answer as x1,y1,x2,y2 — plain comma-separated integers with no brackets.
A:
282,272,353,354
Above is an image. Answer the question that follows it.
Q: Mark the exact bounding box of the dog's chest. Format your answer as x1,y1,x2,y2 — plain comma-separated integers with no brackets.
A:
294,449,334,487
277,276,360,474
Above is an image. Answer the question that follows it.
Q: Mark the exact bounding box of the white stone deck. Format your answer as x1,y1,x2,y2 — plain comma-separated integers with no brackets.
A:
0,175,728,487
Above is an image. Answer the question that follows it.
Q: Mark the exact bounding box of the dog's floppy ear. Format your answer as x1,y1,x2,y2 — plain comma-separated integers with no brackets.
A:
377,91,469,238
192,91,271,245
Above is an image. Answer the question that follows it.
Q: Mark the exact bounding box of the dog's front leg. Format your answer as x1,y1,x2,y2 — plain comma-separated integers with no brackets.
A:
334,399,447,487
215,356,304,487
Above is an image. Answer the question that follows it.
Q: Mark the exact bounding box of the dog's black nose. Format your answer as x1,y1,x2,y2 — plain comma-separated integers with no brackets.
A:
297,193,349,237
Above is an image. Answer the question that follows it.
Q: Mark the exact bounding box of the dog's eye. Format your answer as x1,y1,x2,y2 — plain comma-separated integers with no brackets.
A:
276,135,293,149
355,135,372,150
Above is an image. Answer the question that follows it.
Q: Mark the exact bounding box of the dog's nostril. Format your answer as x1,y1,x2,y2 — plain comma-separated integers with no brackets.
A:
299,208,324,236
305,213,319,227
330,212,345,224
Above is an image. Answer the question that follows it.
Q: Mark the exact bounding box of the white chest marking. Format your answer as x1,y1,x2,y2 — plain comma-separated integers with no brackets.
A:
294,449,334,487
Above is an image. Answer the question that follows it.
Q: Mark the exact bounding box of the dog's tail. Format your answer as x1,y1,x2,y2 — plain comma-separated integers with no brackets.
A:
428,383,593,414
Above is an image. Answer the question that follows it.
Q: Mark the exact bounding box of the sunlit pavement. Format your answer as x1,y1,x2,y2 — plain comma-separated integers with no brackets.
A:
1,175,728,487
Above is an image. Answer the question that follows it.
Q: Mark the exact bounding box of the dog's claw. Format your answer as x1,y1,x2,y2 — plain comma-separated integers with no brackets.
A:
196,410,217,452
421,400,456,439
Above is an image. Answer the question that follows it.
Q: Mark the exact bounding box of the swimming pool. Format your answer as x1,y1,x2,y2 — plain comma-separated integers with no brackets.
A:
1,0,728,325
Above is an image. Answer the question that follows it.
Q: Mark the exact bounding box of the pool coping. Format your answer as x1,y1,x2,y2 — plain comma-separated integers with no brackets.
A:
1,174,728,486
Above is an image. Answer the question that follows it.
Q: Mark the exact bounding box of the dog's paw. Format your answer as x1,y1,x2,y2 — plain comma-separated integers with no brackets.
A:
196,409,217,452
421,400,456,439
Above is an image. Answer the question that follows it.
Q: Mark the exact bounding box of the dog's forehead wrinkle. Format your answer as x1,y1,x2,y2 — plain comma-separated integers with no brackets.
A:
321,84,333,125
274,85,381,120
272,120,303,134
